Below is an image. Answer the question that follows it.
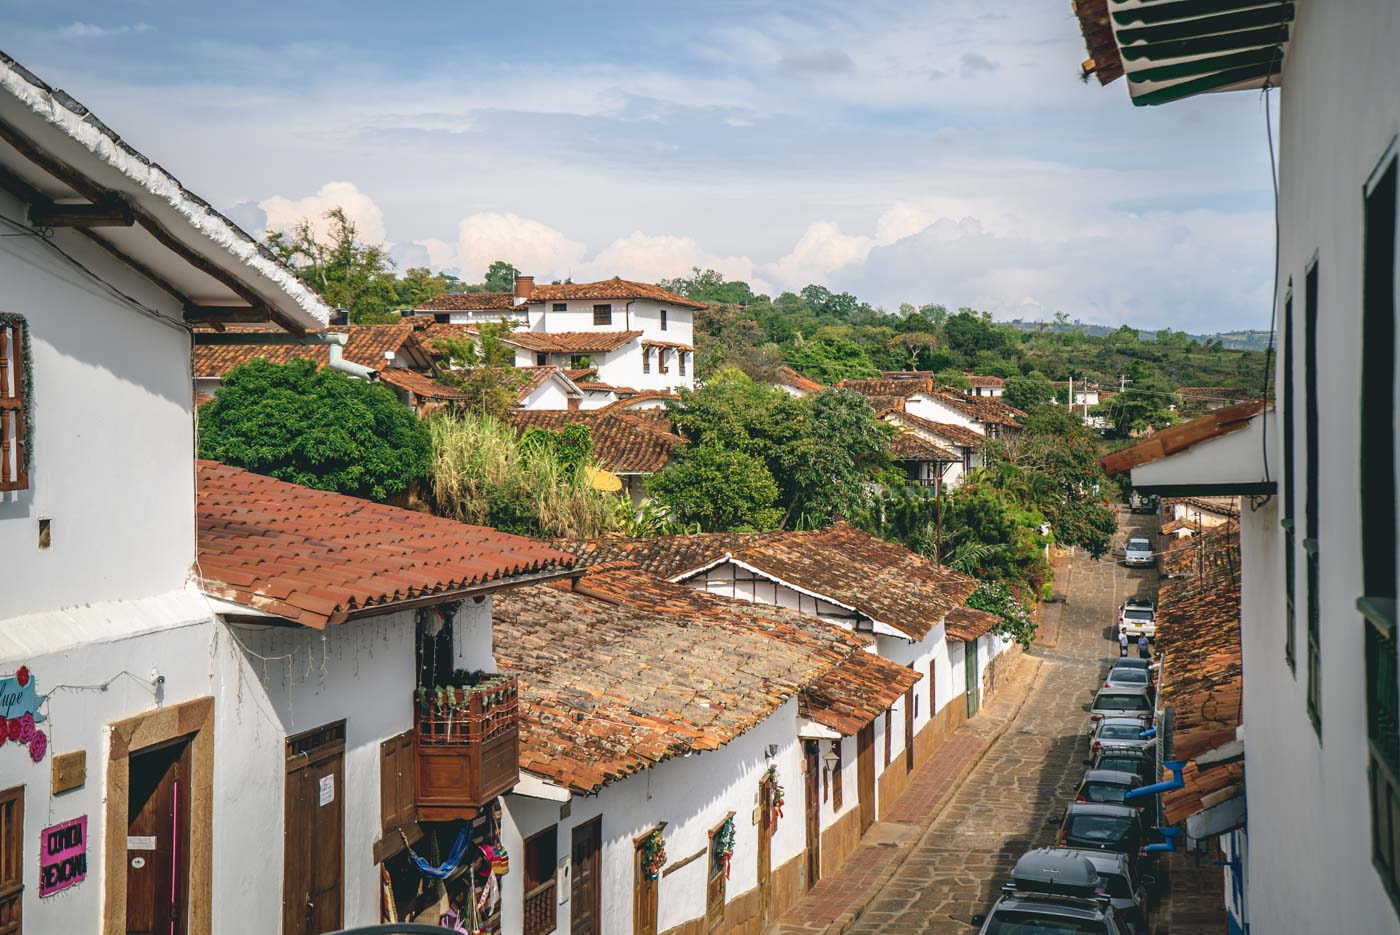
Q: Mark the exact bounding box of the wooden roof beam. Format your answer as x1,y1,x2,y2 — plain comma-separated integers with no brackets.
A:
29,198,133,228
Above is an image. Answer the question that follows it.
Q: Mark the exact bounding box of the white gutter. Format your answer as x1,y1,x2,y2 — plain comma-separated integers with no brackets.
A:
510,771,572,802
324,333,377,380
797,718,843,741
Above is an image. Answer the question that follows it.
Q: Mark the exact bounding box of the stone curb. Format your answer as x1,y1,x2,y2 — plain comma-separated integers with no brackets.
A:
825,655,1049,935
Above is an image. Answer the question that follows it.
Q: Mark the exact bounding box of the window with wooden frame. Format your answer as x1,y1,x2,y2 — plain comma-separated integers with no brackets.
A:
522,826,558,935
0,316,30,493
883,710,892,767
552,303,567,314
536,353,548,366
678,351,687,377
593,304,612,326
1304,259,1322,734
632,828,660,935
831,741,843,811
1282,284,1297,670
377,732,416,862
658,349,669,375
660,309,668,331
0,785,21,935
705,815,731,931
642,347,651,374
1362,151,1400,914
929,659,937,718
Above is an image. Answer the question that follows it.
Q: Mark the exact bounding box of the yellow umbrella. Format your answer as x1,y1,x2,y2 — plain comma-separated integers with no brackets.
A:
585,465,623,492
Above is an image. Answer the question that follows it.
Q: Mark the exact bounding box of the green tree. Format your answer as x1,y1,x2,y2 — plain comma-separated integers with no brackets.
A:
785,336,879,384
266,207,400,323
395,267,451,309
1002,372,1055,410
484,261,521,292
431,321,531,419
198,358,430,501
645,445,782,531
935,369,971,390
659,268,757,305
1096,361,1178,437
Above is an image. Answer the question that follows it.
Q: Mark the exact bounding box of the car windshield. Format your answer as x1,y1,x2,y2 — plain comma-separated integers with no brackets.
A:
1107,669,1148,683
1083,783,1127,803
1098,872,1135,899
1121,609,1154,621
1096,694,1150,711
1097,756,1144,774
1099,724,1144,740
1067,814,1135,843
1127,539,1150,550
984,911,1108,934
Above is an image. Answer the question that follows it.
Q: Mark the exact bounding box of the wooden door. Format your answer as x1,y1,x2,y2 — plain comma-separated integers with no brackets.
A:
856,724,876,833
127,739,191,935
803,742,820,890
284,724,346,935
633,836,658,935
965,640,981,717
757,774,773,926
571,818,602,935
0,787,21,935
904,687,916,772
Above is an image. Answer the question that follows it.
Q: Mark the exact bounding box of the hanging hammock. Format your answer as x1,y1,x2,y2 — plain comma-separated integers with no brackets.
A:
402,825,474,879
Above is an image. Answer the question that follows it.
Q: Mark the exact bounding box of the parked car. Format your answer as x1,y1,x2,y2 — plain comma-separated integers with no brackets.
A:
1089,717,1154,757
1092,745,1156,785
1090,686,1155,728
1128,493,1159,514
1055,803,1153,866
1067,849,1154,935
972,849,1131,935
1117,598,1157,640
1076,769,1146,806
1107,657,1154,674
1103,666,1153,693
1123,538,1155,568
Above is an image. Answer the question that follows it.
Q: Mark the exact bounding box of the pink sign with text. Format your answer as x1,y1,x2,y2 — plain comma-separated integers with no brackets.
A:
39,815,87,897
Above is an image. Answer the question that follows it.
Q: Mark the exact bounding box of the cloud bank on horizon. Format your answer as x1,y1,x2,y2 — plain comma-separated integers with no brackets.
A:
4,0,1277,330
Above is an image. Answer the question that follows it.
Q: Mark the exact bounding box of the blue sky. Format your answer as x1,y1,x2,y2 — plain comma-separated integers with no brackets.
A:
2,1,1278,330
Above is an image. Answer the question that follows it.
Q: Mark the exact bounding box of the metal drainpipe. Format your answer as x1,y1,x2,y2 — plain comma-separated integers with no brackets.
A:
324,333,377,380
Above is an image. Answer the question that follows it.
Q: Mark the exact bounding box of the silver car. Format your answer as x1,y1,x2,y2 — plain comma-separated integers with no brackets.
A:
1090,685,1155,727
1123,537,1155,568
1089,717,1155,757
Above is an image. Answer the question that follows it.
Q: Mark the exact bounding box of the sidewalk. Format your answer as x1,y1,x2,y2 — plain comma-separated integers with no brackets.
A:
768,653,1043,935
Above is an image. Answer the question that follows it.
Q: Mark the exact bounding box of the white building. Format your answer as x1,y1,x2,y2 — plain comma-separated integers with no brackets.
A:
0,52,577,935
1083,1,1400,930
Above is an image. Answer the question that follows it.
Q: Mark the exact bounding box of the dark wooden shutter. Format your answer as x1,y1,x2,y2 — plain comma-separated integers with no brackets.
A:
379,731,416,834
0,320,28,493
1304,262,1322,732
883,710,891,767
523,826,557,935
0,786,21,935
1283,287,1297,669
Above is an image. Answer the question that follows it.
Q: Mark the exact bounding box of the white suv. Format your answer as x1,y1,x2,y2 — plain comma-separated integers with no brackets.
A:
1123,537,1155,568
1118,598,1156,640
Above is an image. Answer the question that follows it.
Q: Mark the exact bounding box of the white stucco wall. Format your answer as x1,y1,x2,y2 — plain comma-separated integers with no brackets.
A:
501,698,804,935
0,190,195,619
904,394,980,431
527,299,692,349
518,377,575,412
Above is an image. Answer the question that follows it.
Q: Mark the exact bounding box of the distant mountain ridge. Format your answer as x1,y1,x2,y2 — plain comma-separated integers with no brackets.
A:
999,318,1273,351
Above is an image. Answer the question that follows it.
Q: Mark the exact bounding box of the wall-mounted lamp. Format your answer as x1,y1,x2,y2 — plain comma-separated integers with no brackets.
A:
765,744,779,760
822,747,839,777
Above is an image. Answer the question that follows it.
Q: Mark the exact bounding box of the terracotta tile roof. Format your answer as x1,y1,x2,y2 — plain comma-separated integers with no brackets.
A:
943,606,1000,642
1163,496,1241,520
507,331,643,353
1072,0,1125,85
881,410,985,448
774,366,823,393
889,432,959,462
376,368,469,401
641,339,694,352
564,368,597,382
1159,519,1193,536
413,292,521,312
1164,760,1243,826
600,392,680,411
966,374,1006,387
524,278,706,310
507,409,684,474
1154,521,1244,823
416,321,481,353
195,460,575,628
1099,402,1267,476
801,650,921,736
837,377,937,399
492,566,863,793
560,523,977,641
932,390,1025,426
195,392,215,408
193,324,426,378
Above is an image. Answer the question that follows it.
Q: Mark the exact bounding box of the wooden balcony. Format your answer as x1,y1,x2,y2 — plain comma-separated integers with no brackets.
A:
413,674,520,821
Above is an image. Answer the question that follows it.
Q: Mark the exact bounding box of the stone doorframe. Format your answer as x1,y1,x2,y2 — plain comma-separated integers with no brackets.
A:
102,696,215,935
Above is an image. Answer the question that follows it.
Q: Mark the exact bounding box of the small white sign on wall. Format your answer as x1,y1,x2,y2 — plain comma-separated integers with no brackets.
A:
319,774,335,807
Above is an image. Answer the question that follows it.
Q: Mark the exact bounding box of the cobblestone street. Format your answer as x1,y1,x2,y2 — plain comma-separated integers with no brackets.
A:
795,509,1218,934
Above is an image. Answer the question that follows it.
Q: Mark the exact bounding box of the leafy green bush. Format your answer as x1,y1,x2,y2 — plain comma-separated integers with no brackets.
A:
968,581,1038,649
644,445,782,532
198,358,430,501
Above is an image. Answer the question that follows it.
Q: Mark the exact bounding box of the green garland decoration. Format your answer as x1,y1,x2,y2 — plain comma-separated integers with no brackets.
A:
714,815,735,879
765,765,785,822
641,827,667,881
0,313,33,478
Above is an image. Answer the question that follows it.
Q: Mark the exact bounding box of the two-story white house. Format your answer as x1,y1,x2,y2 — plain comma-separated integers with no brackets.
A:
1081,1,1400,931
0,51,577,935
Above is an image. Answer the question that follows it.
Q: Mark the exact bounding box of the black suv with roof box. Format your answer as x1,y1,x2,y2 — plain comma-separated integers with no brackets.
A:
972,849,1132,934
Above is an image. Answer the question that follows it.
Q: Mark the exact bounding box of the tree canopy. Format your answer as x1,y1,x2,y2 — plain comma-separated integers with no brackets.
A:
198,358,431,501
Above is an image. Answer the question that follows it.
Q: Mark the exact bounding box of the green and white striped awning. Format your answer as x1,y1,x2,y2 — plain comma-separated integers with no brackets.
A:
1108,0,1293,106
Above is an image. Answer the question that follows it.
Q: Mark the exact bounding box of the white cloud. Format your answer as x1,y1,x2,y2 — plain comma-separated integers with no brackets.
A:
764,221,873,288
58,22,153,39
413,238,460,272
259,181,388,246
454,213,587,283
580,232,769,294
